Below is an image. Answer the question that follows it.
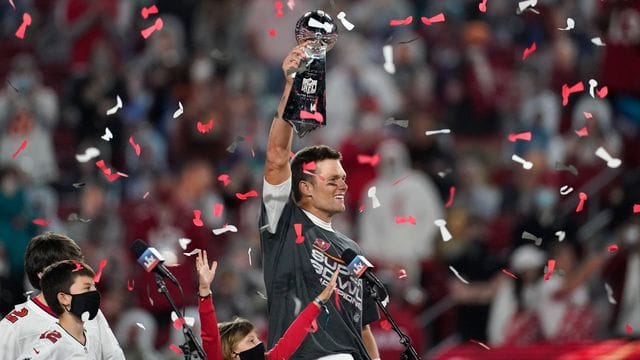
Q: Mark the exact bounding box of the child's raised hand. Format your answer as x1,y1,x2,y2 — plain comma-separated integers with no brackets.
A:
316,269,339,303
196,250,217,296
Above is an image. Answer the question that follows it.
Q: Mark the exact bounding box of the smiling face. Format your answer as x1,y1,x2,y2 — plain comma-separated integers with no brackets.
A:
232,330,261,357
298,159,348,222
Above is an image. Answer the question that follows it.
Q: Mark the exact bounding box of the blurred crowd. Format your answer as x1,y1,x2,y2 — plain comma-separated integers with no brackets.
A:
1,0,640,358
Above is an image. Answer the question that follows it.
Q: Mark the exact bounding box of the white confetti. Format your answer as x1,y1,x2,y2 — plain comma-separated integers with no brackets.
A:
136,322,146,330
178,238,191,250
512,154,533,170
435,219,452,242
595,147,622,168
336,11,355,31
106,95,123,116
560,185,574,195
286,0,294,11
367,186,381,208
212,224,238,235
588,78,598,98
172,101,184,119
449,266,469,284
382,45,395,74
605,283,617,305
75,147,100,163
558,17,575,31
425,129,451,136
101,127,113,141
555,230,566,242
591,37,606,46
517,0,537,13
183,248,201,257
248,247,252,266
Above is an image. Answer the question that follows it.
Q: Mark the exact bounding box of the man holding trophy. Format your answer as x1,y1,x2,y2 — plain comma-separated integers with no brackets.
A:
261,10,381,360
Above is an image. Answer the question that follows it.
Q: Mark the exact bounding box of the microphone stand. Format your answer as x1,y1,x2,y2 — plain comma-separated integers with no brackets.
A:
368,283,421,360
154,274,207,359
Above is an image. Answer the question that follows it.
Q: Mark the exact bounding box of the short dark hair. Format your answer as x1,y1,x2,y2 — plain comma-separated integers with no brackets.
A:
24,232,83,290
218,317,255,360
41,260,95,316
290,145,342,202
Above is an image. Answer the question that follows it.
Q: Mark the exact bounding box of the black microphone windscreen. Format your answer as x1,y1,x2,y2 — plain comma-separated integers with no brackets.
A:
340,248,357,264
130,239,148,258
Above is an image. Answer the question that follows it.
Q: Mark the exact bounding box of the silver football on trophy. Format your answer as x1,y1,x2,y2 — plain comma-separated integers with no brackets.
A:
295,10,338,59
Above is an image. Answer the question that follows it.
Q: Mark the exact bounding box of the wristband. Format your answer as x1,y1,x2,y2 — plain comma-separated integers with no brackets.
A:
313,297,325,306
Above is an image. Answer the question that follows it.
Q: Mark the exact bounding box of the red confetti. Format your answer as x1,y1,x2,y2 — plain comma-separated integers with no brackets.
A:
397,269,407,279
562,81,585,106
141,4,159,19
583,112,593,119
306,319,318,333
129,136,141,157
522,42,537,60
501,269,518,279
274,1,283,17
608,244,619,253
597,86,608,98
169,344,183,355
32,218,51,227
95,160,122,182
358,204,366,213
15,13,31,39
141,18,163,39
294,223,304,244
299,110,324,123
236,190,258,200
72,260,84,272
11,139,27,159
217,174,232,186
420,13,446,25
357,154,380,167
470,339,491,350
93,259,107,283
334,289,341,311
389,16,413,26
268,28,277,37
127,279,135,291
626,323,633,335
214,203,224,217
172,316,186,330
380,319,392,331
393,175,409,185
444,186,456,208
575,126,589,137
508,132,532,142
544,259,556,280
192,210,203,227
478,0,488,12
395,216,417,225
634,204,640,213
303,161,316,171
576,192,587,213
196,118,214,133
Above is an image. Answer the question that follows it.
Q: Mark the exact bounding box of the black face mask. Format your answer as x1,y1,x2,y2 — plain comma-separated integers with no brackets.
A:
67,290,101,321
238,342,265,360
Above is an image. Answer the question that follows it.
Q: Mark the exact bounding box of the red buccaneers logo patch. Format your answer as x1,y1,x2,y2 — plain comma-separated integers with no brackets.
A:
313,238,330,252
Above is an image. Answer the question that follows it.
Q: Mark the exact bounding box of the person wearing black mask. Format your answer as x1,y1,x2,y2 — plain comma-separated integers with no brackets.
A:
17,260,103,359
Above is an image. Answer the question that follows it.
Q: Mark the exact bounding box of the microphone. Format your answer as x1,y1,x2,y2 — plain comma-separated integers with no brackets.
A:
340,249,388,301
130,239,179,285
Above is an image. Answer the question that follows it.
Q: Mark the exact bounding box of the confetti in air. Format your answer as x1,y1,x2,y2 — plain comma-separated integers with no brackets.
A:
435,219,452,241
136,322,146,330
555,162,579,176
634,204,640,214
522,231,543,246
15,13,31,39
172,101,184,118
605,283,617,305
11,140,27,159
192,210,204,227
101,127,113,141
213,203,224,217
248,247,252,266
33,219,51,227
336,12,355,31
389,16,413,26
478,0,488,13
367,187,381,208
287,0,295,10
129,136,141,157
384,118,409,128
544,259,556,280
183,249,201,257
420,13,446,25
397,269,407,279
558,17,575,31
141,5,159,19
562,81,585,106
236,190,258,200
501,269,518,279
382,45,395,74
508,132,532,142
274,1,283,17
141,18,163,39
591,37,606,46
595,147,621,168
517,0,538,13
559,185,573,195
522,42,537,60
75,147,100,163
425,129,451,136
93,259,107,283
212,224,238,235
169,344,183,355
294,223,304,244
575,126,589,138
449,266,469,284
512,154,533,170
608,244,619,253
217,174,232,186
197,119,214,133
555,231,566,242
178,238,191,250
395,216,417,225
575,192,588,213
444,186,456,208
470,340,491,350
106,95,123,115
357,154,380,167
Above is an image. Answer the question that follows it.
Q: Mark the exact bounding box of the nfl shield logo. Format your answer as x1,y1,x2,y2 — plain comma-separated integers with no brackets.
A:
301,78,317,94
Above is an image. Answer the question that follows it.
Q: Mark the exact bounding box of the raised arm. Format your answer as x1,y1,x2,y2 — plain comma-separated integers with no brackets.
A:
265,46,307,185
195,250,224,360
